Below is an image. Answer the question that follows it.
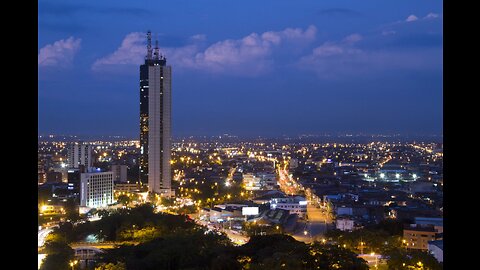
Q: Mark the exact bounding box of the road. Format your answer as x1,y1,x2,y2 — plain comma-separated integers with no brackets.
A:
38,227,54,247
222,228,249,245
38,254,46,270
38,226,57,270
277,168,302,195
277,167,333,243
70,242,118,249
290,204,331,243
358,254,382,268
306,203,330,237
196,219,249,245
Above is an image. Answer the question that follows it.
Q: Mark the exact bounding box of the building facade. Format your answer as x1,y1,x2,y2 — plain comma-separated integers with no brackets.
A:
403,224,442,250
67,142,93,170
111,164,128,182
139,31,172,196
80,171,114,208
114,183,142,193
270,196,307,217
336,216,355,231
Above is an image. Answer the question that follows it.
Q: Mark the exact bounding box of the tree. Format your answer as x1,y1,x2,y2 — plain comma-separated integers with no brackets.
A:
161,197,175,207
384,248,442,270
40,240,75,270
97,230,232,270
117,194,130,206
95,262,127,270
309,242,369,270
65,197,81,223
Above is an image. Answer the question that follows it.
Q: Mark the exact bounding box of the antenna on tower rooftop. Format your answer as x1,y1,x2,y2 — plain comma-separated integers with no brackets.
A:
146,31,153,60
154,37,160,60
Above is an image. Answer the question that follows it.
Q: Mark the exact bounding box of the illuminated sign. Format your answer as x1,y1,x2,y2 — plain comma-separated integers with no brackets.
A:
242,207,259,216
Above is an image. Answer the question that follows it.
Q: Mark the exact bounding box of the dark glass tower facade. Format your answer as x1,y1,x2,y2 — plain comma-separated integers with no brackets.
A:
139,61,150,184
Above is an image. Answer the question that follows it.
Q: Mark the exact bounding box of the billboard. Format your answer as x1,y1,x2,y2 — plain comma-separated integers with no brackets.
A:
242,207,259,216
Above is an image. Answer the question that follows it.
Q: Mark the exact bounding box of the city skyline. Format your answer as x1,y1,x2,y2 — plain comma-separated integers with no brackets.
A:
37,2,445,269
38,0,443,138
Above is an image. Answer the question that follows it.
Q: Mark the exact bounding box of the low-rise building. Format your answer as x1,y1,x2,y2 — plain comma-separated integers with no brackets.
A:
336,216,355,231
252,190,286,204
270,196,307,218
114,183,143,193
403,224,442,250
414,217,443,234
254,208,298,233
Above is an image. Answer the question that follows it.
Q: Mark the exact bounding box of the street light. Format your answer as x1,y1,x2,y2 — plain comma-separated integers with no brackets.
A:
370,253,377,269
69,260,78,270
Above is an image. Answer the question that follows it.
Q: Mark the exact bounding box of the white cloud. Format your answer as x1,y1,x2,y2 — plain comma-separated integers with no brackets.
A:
92,32,145,71
343,33,363,44
93,25,317,75
190,34,207,42
424,13,439,19
38,37,81,68
406,14,419,22
191,25,317,75
382,30,396,36
298,33,442,79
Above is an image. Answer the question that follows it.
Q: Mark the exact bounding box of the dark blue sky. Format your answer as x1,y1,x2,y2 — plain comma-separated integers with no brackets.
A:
38,0,443,138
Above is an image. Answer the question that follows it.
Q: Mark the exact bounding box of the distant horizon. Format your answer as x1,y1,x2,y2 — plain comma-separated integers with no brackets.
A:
38,132,443,143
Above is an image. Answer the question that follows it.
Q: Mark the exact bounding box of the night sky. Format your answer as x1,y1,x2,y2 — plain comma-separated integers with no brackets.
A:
38,0,443,138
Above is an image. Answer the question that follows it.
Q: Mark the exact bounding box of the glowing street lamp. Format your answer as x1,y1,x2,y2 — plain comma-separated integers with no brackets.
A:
370,253,378,268
69,260,78,270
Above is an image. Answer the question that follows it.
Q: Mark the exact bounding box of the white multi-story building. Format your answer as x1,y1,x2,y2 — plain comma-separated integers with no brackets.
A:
67,142,92,170
243,173,277,190
270,196,307,217
243,173,261,190
80,171,114,208
336,217,355,231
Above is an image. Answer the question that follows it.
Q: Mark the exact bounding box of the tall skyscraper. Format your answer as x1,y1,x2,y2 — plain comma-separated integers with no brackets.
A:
67,142,93,171
139,31,172,196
